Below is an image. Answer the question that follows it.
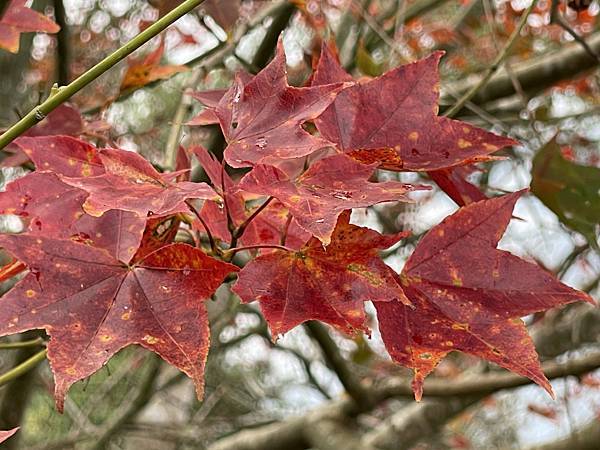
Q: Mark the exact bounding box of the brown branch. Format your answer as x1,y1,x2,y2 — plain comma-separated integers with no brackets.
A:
444,0,537,117
444,31,600,107
207,351,600,450
550,0,600,64
304,321,372,408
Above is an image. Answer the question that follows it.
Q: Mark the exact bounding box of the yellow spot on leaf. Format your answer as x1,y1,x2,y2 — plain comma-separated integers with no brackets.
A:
143,335,160,345
408,132,419,141
81,163,92,177
100,335,112,342
26,289,36,298
483,143,498,151
457,139,472,149
452,277,463,287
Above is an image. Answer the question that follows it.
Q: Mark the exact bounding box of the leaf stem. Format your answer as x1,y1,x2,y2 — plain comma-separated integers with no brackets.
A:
185,200,219,255
0,338,46,350
443,0,537,118
0,0,208,149
223,244,293,258
0,349,48,388
230,196,274,248
280,212,293,246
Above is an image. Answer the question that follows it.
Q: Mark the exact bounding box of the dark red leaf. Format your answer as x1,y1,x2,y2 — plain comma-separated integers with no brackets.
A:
233,212,410,336
61,148,217,217
216,41,348,168
312,45,516,171
375,191,594,400
429,167,487,206
237,153,420,244
0,235,238,411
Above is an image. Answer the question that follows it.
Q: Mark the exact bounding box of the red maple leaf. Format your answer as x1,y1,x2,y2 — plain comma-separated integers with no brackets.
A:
312,45,516,171
0,235,238,411
0,0,59,53
429,167,487,206
15,136,104,178
61,147,217,217
233,212,410,337
190,145,310,249
0,172,146,263
216,40,348,168
0,428,19,444
374,191,594,400
237,153,421,244
187,89,228,126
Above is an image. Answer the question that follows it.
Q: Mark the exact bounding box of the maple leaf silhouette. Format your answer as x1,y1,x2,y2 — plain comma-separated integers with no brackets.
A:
312,45,516,171
216,40,348,168
238,153,421,244
233,212,411,336
375,191,594,400
0,235,238,411
61,147,217,217
0,0,59,53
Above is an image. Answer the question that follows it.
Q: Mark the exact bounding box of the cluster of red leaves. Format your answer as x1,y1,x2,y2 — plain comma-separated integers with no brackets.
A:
0,40,593,411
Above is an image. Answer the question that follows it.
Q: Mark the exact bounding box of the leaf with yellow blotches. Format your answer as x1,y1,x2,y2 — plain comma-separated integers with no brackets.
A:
233,212,411,337
375,191,594,400
61,147,217,218
237,153,421,245
0,235,238,411
312,44,516,171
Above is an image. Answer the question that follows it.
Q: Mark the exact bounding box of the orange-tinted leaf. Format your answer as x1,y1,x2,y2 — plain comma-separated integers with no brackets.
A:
238,153,420,244
0,259,26,283
217,40,347,168
375,191,593,400
132,215,181,262
120,40,188,92
312,45,516,171
233,212,410,336
0,0,59,53
0,235,238,411
61,148,217,218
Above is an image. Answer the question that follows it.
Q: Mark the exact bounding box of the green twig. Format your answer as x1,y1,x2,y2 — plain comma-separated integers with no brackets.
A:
443,0,538,118
0,337,45,350
0,348,47,388
0,0,208,149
